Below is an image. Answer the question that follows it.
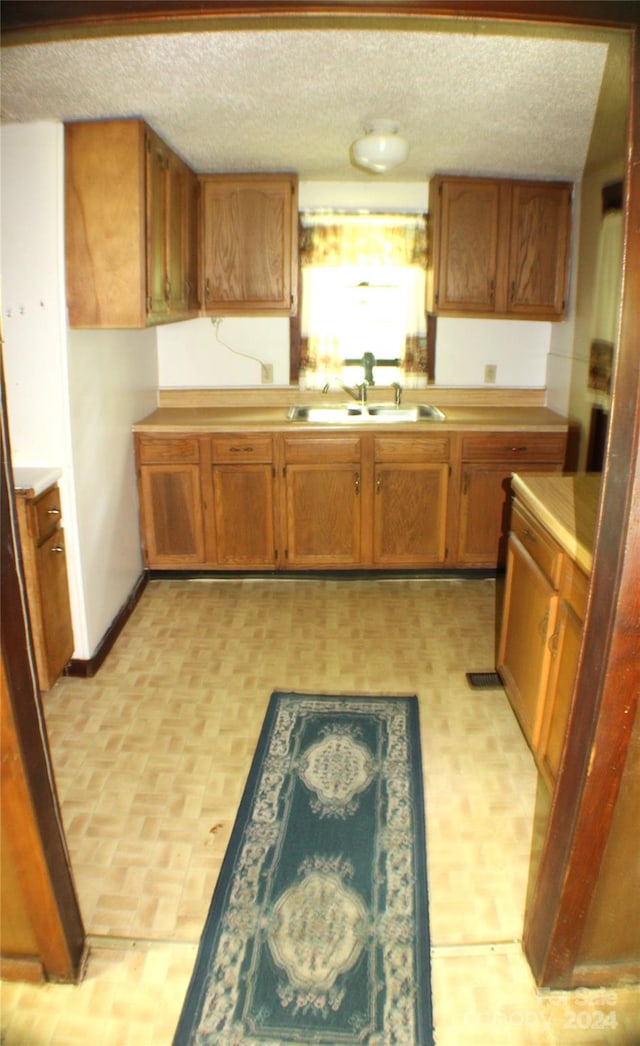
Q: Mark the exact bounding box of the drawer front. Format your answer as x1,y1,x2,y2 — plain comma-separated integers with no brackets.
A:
138,436,200,464
512,500,563,587
212,434,273,463
283,436,361,465
374,435,450,463
33,484,63,544
461,432,566,462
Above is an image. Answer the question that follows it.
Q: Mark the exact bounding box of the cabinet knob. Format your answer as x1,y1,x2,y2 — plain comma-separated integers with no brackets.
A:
376,474,382,494
354,471,360,495
51,545,65,554
47,507,61,516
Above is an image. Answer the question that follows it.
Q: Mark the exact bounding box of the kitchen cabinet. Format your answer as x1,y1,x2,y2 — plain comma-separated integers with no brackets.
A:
281,436,362,568
200,174,298,315
536,558,588,788
136,436,205,566
208,435,277,568
15,483,74,691
134,418,568,576
65,119,199,327
456,432,567,568
373,435,449,566
428,175,571,320
498,499,563,750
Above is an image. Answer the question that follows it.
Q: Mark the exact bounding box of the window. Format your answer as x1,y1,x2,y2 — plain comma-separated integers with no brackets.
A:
292,213,431,389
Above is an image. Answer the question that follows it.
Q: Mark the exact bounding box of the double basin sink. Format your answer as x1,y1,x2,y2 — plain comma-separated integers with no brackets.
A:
288,403,446,424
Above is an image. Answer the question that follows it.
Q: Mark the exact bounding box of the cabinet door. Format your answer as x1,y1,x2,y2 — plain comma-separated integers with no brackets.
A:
498,534,558,749
212,464,276,567
507,183,571,317
537,562,587,787
373,463,448,566
35,528,74,689
284,465,361,567
434,178,501,313
138,464,204,566
145,129,170,320
201,176,297,314
166,155,199,315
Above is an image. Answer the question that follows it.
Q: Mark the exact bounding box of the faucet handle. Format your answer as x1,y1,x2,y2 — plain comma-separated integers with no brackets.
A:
391,382,403,405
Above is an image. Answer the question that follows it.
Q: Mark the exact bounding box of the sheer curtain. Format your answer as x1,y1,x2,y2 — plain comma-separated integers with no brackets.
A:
298,213,428,390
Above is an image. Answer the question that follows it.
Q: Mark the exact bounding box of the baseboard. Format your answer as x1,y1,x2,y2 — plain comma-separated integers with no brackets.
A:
0,955,45,983
65,573,148,679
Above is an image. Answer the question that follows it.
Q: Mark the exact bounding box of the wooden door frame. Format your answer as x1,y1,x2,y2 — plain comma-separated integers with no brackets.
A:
523,29,640,986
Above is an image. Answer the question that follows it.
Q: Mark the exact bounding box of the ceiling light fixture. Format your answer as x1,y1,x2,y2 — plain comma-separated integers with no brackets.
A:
351,120,410,174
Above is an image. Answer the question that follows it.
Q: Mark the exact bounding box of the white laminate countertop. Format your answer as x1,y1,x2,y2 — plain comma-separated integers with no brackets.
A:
511,472,602,575
13,467,62,498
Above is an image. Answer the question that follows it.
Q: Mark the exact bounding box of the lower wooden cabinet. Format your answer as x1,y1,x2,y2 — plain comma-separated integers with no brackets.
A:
209,435,277,567
498,496,587,787
457,432,567,567
134,425,566,574
373,435,449,566
136,437,205,566
282,436,362,568
15,483,74,690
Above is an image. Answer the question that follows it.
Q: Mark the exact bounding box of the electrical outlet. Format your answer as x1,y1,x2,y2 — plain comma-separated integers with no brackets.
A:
261,363,274,384
484,363,497,384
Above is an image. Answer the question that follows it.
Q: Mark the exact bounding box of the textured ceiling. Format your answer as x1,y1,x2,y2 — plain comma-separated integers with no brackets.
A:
0,25,628,181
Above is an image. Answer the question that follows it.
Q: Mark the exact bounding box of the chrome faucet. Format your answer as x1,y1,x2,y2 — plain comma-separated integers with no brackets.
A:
338,381,368,404
391,382,403,405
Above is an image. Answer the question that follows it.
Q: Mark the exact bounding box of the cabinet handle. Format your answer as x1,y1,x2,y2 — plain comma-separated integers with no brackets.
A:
354,471,360,495
539,609,549,641
522,526,537,544
229,445,253,454
508,446,528,453
165,278,171,303
376,474,382,494
548,628,560,658
51,545,65,554
205,278,211,300
47,507,61,516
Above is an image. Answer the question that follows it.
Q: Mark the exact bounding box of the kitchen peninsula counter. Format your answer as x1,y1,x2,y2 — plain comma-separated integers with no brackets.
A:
510,472,601,574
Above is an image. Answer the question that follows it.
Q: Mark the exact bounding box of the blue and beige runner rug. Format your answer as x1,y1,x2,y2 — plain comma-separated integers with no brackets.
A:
173,690,433,1045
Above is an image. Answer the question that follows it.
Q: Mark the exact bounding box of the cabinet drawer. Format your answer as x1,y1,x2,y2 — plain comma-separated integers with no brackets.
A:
32,485,63,544
512,500,563,587
211,434,273,463
461,432,566,462
283,436,360,464
138,436,200,464
374,435,450,463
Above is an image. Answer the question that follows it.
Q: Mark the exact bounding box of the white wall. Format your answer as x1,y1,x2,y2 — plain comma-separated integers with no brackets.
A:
157,180,556,391
1,122,157,660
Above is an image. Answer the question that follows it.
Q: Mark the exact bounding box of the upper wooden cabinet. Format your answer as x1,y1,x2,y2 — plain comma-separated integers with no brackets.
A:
200,174,298,316
65,119,199,327
428,175,572,320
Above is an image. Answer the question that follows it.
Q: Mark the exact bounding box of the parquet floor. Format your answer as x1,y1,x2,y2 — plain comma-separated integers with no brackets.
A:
2,577,639,1044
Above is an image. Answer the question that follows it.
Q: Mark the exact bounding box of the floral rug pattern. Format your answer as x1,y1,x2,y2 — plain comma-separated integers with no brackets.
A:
173,692,432,1045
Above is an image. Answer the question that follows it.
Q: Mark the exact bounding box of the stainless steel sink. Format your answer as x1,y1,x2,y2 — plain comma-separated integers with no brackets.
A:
287,403,446,423
287,405,365,422
366,403,446,422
